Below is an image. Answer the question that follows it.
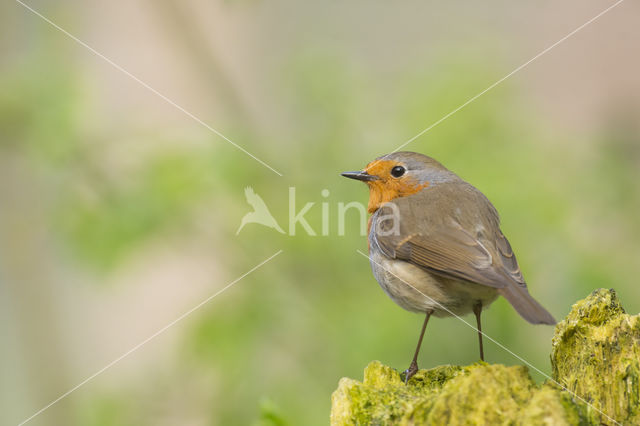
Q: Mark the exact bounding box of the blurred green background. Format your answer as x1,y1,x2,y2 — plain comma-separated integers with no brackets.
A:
1,1,639,425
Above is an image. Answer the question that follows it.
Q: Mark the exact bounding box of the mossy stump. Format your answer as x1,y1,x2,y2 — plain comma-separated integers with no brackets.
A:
331,289,639,425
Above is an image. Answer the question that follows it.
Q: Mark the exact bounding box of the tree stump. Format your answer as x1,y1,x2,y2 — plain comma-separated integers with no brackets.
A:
331,289,639,425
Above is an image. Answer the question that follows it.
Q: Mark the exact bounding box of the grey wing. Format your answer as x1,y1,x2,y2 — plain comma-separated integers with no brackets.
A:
373,194,555,324
373,199,513,289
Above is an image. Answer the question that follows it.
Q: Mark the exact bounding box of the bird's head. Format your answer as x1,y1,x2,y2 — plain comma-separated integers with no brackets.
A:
342,151,455,213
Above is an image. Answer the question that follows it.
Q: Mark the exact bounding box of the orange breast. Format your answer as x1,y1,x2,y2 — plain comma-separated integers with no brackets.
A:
366,181,427,212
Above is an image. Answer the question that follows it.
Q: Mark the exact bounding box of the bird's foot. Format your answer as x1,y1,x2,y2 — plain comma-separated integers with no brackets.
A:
403,360,419,384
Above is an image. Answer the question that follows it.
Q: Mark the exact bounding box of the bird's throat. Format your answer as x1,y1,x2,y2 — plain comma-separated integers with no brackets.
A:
366,180,429,213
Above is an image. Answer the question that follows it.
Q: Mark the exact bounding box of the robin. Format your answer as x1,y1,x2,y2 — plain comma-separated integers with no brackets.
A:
342,151,555,383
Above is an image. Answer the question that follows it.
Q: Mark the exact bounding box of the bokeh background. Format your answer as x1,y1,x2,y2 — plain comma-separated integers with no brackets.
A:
2,1,640,425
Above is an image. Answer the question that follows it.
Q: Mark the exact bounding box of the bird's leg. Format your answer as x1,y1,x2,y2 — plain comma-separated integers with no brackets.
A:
404,310,433,384
473,301,484,361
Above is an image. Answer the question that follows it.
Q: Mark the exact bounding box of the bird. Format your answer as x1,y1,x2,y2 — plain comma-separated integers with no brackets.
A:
341,151,555,383
236,187,285,235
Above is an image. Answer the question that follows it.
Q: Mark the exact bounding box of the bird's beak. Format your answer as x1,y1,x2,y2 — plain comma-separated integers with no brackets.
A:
341,171,380,182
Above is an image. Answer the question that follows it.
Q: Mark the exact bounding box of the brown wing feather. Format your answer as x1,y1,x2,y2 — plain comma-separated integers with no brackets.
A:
395,233,508,289
374,184,516,289
495,230,525,286
372,183,555,324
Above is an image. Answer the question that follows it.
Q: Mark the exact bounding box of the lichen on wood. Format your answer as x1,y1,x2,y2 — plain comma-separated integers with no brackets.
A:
331,288,639,425
551,288,640,425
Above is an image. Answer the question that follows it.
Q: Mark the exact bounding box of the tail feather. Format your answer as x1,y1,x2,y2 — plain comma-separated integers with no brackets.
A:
499,284,556,325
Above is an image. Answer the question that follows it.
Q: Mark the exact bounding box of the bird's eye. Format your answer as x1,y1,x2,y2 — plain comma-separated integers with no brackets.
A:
390,165,406,178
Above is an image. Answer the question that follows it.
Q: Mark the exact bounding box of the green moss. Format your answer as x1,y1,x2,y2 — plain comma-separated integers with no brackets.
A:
332,289,639,425
331,362,582,425
551,288,640,425
520,385,596,426
425,364,533,424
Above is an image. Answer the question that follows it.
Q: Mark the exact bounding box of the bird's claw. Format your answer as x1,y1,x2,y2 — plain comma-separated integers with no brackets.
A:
404,361,419,384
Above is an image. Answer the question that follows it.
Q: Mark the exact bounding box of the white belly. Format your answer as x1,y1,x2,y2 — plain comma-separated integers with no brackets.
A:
369,250,499,317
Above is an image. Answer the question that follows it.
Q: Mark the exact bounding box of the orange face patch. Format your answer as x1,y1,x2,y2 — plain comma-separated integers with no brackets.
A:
364,160,428,213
